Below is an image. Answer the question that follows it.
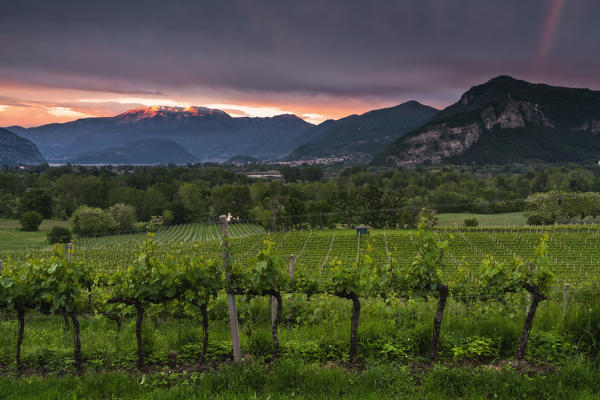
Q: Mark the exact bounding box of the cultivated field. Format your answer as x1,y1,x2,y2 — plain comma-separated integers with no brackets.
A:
52,223,600,287
2,222,600,399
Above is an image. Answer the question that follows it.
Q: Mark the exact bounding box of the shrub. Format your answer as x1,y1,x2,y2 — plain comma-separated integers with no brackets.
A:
107,203,136,231
71,206,115,235
464,218,479,227
47,226,72,244
527,214,546,226
452,336,498,360
20,211,43,231
527,331,576,361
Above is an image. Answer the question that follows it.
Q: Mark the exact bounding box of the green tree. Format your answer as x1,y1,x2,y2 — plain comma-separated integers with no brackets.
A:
107,203,136,231
211,184,252,220
178,183,208,220
71,206,116,235
18,188,53,218
20,211,43,231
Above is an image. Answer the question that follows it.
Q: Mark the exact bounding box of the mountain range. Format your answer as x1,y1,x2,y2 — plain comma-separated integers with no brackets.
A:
4,76,600,166
373,76,600,166
288,101,438,162
0,127,46,166
8,106,319,163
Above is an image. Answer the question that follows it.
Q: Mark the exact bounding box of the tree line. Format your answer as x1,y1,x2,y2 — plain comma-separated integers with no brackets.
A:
1,163,600,230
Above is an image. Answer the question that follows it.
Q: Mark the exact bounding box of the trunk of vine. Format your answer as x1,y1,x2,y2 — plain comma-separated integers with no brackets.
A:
349,293,361,364
61,310,70,330
335,291,361,364
271,292,282,360
429,283,449,362
116,316,122,334
16,308,25,372
70,311,82,372
135,303,145,369
200,302,209,364
516,289,546,360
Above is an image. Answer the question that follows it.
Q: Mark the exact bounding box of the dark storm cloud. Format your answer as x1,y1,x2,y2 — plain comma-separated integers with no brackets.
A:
1,0,599,106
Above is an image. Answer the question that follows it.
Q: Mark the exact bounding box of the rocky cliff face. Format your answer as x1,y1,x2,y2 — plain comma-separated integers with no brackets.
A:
394,122,482,167
572,120,600,135
375,76,600,166
390,98,554,166
0,128,46,166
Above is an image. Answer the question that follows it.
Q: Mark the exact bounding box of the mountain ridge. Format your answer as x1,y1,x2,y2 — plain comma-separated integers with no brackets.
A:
373,76,600,166
0,127,46,166
68,138,198,165
12,106,318,163
288,100,439,162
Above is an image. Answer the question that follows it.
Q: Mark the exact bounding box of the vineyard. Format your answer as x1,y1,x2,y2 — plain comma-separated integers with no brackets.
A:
40,223,600,286
1,221,600,398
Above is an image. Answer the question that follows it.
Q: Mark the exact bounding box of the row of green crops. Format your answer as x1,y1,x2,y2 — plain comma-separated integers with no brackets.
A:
2,220,589,373
3,224,599,286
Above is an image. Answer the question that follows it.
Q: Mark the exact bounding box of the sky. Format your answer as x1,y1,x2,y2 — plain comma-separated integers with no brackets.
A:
0,0,599,127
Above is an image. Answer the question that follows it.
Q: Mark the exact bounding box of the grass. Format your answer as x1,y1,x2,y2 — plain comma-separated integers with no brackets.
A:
0,359,599,399
0,292,597,372
437,212,527,227
0,219,71,251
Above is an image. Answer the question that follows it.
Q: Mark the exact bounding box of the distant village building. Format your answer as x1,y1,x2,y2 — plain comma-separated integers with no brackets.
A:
355,225,371,235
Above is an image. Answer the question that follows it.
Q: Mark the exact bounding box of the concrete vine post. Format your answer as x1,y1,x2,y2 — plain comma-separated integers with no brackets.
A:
220,215,241,362
563,284,570,314
67,242,73,264
273,254,295,324
288,254,295,279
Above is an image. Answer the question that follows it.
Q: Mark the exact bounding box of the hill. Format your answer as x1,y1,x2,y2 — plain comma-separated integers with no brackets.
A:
288,101,438,162
0,128,46,166
68,139,198,165
11,106,317,163
374,76,600,166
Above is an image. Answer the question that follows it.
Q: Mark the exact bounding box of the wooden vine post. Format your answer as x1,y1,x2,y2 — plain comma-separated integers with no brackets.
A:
220,215,241,362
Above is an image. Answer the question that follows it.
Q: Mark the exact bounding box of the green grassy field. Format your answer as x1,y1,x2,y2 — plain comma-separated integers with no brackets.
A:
437,212,527,226
1,360,599,399
0,219,71,251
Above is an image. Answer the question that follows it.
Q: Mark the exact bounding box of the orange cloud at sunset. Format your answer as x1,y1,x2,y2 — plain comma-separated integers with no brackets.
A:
0,82,411,128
